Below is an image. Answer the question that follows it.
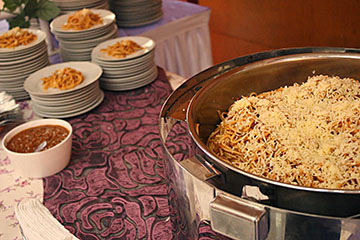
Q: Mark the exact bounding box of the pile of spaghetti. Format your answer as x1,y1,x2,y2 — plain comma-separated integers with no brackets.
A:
207,75,360,189
62,9,103,31
101,40,144,59
0,27,37,48
42,67,84,90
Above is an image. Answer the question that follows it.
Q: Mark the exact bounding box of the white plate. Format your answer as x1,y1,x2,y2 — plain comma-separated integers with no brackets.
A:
50,9,115,34
91,48,155,67
0,59,49,77
0,29,46,54
0,45,48,66
31,84,100,106
33,90,104,118
100,65,157,83
30,81,99,100
34,90,100,112
100,68,157,91
115,12,162,27
0,54,49,72
58,25,117,48
92,36,155,61
0,41,46,61
102,62,156,79
54,0,102,6
109,0,160,7
53,24,115,41
24,61,102,96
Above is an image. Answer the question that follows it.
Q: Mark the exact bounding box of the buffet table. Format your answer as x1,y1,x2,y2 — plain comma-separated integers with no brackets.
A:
0,0,212,79
0,69,229,240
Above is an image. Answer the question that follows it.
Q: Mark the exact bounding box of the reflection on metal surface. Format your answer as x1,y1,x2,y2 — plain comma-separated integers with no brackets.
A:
242,186,269,201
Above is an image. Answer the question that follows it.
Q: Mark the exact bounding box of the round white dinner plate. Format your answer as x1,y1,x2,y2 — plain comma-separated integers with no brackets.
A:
31,84,100,106
50,9,115,34
0,45,47,67
33,90,104,118
109,0,161,7
0,79,26,87
91,49,154,67
101,65,157,83
116,12,162,28
54,0,102,6
92,36,155,61
59,1,108,15
59,24,117,47
0,41,46,61
58,0,105,10
100,71,157,91
24,61,102,96
33,90,100,113
0,54,49,71
53,22,115,40
101,61,154,77
30,81,99,101
0,29,46,55
101,63,156,80
0,57,49,74
0,59,49,77
60,54,91,62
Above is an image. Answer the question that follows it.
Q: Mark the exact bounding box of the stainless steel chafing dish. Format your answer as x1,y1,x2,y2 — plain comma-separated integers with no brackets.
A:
159,47,360,239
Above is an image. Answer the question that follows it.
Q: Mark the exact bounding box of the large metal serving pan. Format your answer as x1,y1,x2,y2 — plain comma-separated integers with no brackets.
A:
186,49,360,217
160,47,360,239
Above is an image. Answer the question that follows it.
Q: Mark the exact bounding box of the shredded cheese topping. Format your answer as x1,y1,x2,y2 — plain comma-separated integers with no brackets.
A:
207,75,360,189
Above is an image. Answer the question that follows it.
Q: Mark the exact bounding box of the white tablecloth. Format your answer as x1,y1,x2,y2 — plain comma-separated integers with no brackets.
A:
118,0,213,78
0,0,213,78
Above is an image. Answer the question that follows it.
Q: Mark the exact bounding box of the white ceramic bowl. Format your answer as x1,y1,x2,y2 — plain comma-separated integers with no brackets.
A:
2,119,73,178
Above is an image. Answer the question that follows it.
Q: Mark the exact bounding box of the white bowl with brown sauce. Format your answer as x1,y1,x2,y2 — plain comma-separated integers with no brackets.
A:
2,119,72,178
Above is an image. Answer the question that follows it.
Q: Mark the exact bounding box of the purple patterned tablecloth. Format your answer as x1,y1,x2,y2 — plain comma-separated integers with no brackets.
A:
42,68,228,240
43,67,172,239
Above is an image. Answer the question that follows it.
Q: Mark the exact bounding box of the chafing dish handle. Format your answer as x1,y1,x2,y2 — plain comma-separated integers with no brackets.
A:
210,193,269,240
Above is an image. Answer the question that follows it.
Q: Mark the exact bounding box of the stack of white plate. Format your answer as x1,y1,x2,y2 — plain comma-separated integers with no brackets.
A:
51,0,108,15
0,29,50,100
91,36,158,91
24,62,104,118
50,9,117,61
109,0,162,27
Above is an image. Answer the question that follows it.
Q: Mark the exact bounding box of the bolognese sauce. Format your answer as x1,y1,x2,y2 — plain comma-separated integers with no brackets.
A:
6,125,69,153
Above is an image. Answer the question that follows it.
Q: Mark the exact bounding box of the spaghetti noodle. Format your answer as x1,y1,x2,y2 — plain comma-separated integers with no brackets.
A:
207,75,360,189
0,27,37,49
42,67,84,90
62,9,103,31
100,40,144,59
